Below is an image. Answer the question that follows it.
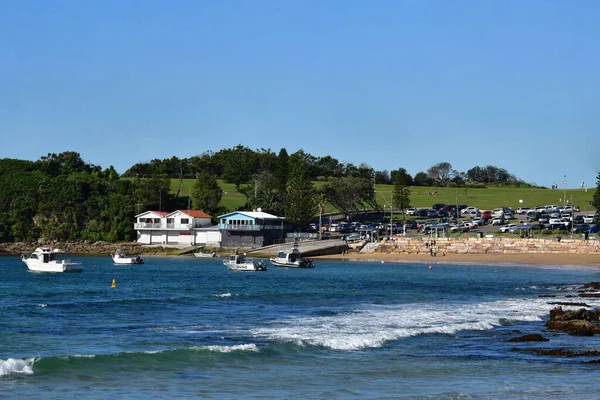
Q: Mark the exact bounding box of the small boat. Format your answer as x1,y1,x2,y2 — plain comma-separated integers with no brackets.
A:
112,249,144,264
22,247,83,273
269,242,314,268
194,251,217,258
223,254,267,272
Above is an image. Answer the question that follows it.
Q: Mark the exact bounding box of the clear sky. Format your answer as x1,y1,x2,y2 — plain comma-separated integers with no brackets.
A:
1,0,598,188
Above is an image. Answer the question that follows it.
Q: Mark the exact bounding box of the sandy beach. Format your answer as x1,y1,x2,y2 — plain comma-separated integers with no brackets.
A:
314,251,600,268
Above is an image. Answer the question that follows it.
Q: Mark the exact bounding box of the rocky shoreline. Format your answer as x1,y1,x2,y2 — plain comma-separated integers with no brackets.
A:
507,281,600,363
0,241,187,256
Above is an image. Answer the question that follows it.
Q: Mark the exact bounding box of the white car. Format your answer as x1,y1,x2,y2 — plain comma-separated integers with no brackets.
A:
500,223,519,233
460,207,479,215
584,215,596,224
491,216,506,226
516,207,531,214
406,208,417,216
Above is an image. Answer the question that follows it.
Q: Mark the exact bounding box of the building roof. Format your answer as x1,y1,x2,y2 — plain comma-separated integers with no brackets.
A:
135,210,169,218
173,209,213,219
218,211,282,220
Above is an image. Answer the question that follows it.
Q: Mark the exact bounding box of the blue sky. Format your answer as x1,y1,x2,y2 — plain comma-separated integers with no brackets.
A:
1,0,598,188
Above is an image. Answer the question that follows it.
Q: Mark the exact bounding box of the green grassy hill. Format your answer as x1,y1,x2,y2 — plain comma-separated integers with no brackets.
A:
170,179,597,214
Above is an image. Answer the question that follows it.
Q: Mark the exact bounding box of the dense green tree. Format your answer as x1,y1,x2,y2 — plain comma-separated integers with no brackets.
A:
274,148,289,193
322,176,378,221
413,171,433,186
390,168,413,186
427,162,455,184
593,171,600,223
239,171,284,215
191,171,223,216
285,160,316,226
393,176,411,223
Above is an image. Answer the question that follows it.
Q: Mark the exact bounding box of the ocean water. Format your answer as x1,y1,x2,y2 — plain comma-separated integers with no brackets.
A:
2,255,600,399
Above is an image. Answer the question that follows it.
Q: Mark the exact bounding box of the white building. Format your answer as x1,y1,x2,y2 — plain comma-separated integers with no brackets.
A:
135,210,221,246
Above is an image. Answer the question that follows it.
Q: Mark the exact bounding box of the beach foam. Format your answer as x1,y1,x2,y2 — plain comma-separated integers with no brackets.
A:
0,357,35,376
197,344,258,353
254,298,554,351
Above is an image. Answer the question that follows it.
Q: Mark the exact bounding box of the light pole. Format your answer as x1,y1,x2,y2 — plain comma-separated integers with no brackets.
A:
563,175,567,207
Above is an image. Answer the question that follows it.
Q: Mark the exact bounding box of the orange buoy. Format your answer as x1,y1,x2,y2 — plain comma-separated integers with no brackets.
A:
428,266,433,270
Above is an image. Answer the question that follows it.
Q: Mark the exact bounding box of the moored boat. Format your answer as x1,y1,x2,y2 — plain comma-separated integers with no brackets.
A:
223,254,267,272
194,251,217,258
112,249,144,264
22,247,83,273
269,243,314,268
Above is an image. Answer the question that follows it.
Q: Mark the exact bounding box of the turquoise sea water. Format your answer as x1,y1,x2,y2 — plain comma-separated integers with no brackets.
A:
2,255,600,399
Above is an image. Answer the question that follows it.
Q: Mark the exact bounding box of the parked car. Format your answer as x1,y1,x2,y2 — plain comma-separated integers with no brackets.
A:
437,210,449,218
491,216,506,226
517,207,531,214
545,223,567,231
527,211,542,222
406,207,417,216
416,209,429,217
500,223,519,233
482,211,493,221
427,209,439,218
449,223,470,232
572,224,590,233
432,203,446,211
345,233,361,243
583,215,596,224
404,220,418,229
529,223,546,230
573,215,585,224
461,207,479,215
589,225,600,233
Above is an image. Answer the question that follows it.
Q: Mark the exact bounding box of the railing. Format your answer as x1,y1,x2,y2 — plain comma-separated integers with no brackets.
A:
221,224,284,231
135,223,199,230
135,223,166,229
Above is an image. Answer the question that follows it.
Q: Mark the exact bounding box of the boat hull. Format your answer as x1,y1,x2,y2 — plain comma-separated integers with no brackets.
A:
24,261,82,273
270,258,314,268
194,252,217,258
223,257,267,272
112,254,144,264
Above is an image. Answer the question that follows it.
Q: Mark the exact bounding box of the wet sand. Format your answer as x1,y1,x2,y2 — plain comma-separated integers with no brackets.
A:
313,252,600,268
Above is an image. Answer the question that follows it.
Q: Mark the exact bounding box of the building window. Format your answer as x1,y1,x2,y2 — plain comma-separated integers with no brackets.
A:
181,218,189,224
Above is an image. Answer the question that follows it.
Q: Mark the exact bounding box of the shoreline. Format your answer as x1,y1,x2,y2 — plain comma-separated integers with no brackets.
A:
312,252,600,268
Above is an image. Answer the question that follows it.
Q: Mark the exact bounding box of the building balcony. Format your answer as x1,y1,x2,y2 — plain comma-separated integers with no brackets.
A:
135,223,195,230
220,224,285,231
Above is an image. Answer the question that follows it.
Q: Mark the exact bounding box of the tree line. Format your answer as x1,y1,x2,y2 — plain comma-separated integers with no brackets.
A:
0,148,548,243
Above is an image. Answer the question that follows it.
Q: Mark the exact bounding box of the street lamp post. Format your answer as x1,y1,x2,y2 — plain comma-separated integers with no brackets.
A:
563,175,567,207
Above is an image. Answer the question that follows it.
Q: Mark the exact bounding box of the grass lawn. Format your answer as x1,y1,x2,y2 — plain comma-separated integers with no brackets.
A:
169,179,597,214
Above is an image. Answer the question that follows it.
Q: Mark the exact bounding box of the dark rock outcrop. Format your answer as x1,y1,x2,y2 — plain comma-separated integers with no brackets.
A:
508,334,549,342
511,348,600,357
547,302,591,307
545,306,600,336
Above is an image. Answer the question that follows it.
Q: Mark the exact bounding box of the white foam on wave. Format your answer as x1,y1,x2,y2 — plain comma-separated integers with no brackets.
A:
0,357,35,376
253,298,555,351
215,293,233,298
197,344,258,353
37,304,47,308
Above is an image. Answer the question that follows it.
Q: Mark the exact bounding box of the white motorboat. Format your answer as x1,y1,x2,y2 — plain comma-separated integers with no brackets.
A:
194,251,217,258
269,243,314,268
112,249,144,264
22,247,83,273
223,254,267,272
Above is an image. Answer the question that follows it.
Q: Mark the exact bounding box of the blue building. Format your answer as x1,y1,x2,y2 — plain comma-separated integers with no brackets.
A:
218,210,288,248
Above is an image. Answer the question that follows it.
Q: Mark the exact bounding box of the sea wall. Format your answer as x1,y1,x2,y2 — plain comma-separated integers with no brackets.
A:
373,237,600,255
0,241,146,256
